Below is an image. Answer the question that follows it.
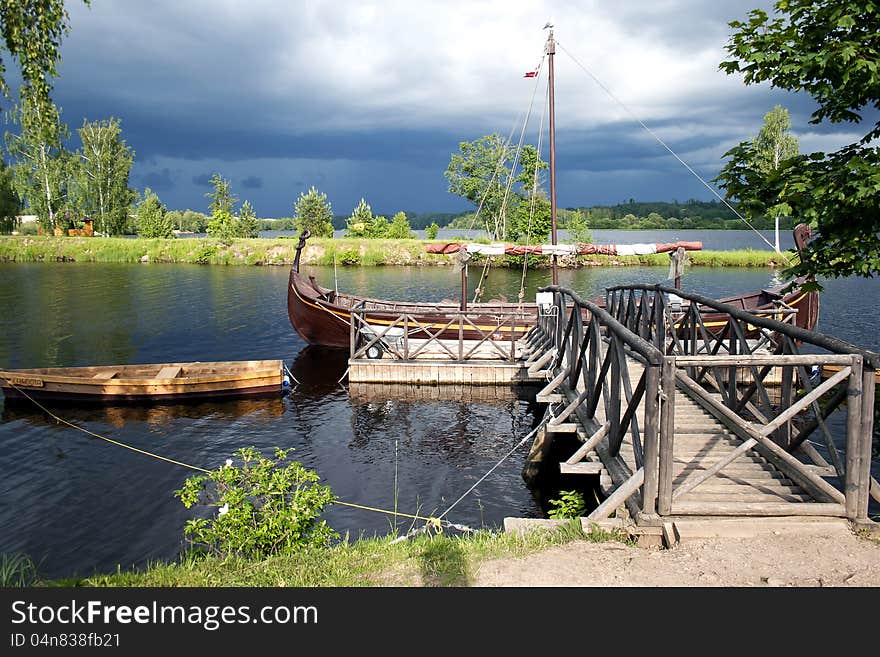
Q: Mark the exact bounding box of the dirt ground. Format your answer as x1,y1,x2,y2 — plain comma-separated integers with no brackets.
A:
473,520,880,587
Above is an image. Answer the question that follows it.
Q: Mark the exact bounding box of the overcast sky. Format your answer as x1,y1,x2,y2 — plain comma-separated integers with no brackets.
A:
37,0,869,217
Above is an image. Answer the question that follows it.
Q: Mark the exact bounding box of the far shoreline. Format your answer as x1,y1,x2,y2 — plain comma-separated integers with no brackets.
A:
0,235,790,269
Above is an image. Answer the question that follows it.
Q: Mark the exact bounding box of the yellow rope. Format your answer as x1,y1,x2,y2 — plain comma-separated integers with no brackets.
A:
332,500,438,524
5,380,212,473
4,378,442,526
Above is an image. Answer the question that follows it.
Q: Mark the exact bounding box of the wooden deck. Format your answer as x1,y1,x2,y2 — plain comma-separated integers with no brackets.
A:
523,283,877,528
560,355,833,515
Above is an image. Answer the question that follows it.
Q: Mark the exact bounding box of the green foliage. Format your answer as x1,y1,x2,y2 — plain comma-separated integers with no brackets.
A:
425,221,439,239
0,159,21,233
193,243,217,264
0,552,38,587
345,198,389,238
547,490,586,519
175,447,337,559
715,105,799,237
563,209,592,243
386,211,413,239
338,247,361,265
135,188,172,238
237,200,258,238
204,174,260,239
720,0,880,284
444,134,549,241
167,209,209,233
5,96,71,232
294,186,334,238
366,214,388,238
0,1,89,142
74,117,135,236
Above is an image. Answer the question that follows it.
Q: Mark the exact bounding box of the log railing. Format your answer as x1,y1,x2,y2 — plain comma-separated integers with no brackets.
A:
349,308,525,363
536,283,878,523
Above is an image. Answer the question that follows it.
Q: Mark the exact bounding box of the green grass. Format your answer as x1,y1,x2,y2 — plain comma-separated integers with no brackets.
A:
20,522,631,588
0,552,39,587
0,235,788,269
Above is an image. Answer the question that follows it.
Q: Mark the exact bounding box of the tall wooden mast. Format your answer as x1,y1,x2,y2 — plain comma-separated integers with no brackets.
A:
546,27,559,285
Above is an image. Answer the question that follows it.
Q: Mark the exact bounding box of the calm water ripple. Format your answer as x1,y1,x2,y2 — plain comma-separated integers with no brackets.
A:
0,255,877,578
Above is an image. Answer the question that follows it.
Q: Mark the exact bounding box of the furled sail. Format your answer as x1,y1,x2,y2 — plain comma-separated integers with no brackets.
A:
424,240,702,256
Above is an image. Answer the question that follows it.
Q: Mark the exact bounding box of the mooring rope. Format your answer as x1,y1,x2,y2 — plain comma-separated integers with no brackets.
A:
437,409,551,521
2,379,466,533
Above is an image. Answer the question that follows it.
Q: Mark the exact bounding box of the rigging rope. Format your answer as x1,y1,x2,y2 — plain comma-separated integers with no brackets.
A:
472,56,547,303
556,39,793,266
518,79,550,303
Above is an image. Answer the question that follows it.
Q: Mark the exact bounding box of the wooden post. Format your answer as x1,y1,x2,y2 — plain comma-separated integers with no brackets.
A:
641,364,661,515
349,310,357,359
657,357,676,515
857,362,875,520
845,356,864,520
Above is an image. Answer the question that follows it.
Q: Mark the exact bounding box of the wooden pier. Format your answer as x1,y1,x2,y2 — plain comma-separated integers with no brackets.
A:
522,283,878,530
345,282,878,533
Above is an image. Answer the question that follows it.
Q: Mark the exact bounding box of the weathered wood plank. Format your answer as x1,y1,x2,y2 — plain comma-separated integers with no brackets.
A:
560,462,606,475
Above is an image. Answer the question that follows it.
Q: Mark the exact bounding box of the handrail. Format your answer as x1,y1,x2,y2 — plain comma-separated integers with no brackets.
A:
607,283,880,369
539,284,663,365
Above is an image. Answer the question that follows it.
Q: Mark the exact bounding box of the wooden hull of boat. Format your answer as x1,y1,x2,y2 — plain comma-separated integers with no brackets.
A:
288,267,819,349
288,268,535,349
0,360,284,403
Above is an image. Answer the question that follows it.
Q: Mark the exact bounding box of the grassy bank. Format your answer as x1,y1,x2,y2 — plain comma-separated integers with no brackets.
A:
0,235,790,268
11,522,626,587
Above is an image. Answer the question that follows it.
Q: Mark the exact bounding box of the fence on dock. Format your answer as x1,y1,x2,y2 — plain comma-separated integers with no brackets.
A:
528,283,878,524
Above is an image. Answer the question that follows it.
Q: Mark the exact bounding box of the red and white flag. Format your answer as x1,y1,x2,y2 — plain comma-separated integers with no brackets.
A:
523,70,538,78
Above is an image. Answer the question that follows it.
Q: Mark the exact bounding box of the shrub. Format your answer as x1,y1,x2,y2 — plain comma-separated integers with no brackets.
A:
339,247,361,265
175,447,337,559
547,490,586,519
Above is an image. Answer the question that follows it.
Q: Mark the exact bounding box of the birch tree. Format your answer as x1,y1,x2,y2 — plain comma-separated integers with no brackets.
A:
5,97,70,232
76,117,135,236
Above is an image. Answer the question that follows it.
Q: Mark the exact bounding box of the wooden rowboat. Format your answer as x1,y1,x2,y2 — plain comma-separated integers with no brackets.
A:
821,363,880,385
0,360,286,403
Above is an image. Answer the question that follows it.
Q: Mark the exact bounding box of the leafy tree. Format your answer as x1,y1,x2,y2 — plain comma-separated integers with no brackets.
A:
563,209,592,244
716,105,799,253
754,106,800,175
237,200,258,238
0,159,21,233
5,96,70,232
0,1,89,145
386,211,413,239
445,133,548,241
75,117,135,236
345,198,374,238
719,0,880,284
135,187,172,238
293,186,334,238
425,221,439,239
205,173,237,239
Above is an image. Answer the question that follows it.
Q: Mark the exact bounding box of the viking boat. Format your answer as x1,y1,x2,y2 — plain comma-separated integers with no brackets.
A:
286,27,818,350
0,360,286,403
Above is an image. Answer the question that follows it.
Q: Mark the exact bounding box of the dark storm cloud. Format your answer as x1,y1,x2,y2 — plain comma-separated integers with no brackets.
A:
140,168,176,191
45,0,861,215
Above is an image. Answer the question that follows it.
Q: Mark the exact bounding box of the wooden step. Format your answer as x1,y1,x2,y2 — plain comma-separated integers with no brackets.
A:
559,462,606,475
670,501,846,516
674,491,814,503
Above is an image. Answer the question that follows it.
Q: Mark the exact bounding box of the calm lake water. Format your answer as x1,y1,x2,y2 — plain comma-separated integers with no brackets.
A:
0,255,877,579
